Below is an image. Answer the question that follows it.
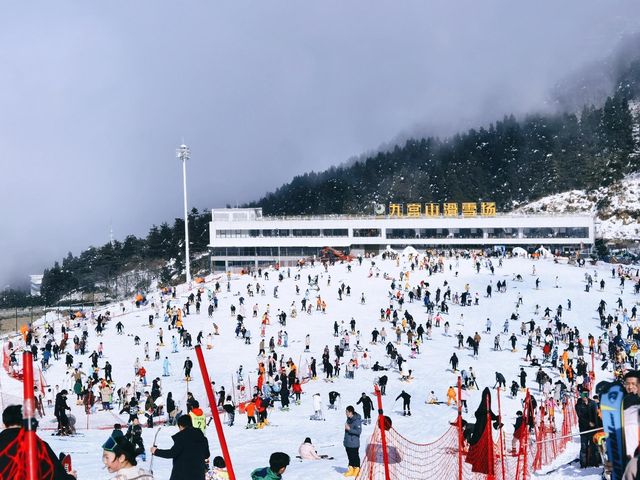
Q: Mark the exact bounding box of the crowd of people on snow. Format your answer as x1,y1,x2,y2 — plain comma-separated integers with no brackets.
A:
2,248,640,478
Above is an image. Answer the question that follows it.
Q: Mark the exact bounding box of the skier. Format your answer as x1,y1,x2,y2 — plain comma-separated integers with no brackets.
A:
519,368,527,390
509,381,519,398
184,357,193,381
449,352,459,372
311,393,323,420
494,372,506,389
356,392,374,425
511,410,525,454
395,390,411,416
328,391,341,410
54,390,71,435
163,357,171,377
125,418,146,461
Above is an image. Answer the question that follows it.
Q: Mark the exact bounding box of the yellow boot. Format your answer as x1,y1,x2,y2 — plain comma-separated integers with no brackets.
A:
352,467,360,477
343,466,354,477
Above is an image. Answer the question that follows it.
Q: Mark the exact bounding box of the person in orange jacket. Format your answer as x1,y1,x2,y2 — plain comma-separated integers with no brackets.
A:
245,400,257,428
447,386,457,406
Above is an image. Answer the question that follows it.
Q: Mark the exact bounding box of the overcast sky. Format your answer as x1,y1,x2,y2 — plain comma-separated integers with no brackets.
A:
1,1,639,288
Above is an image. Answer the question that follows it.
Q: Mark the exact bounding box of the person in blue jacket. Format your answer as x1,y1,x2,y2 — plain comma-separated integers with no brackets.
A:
343,405,362,477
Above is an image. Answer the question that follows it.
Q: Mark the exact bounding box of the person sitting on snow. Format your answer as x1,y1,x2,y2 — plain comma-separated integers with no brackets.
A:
298,437,322,460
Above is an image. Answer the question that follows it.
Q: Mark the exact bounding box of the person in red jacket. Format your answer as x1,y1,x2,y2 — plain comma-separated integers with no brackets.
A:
138,366,147,387
292,379,303,404
255,394,269,427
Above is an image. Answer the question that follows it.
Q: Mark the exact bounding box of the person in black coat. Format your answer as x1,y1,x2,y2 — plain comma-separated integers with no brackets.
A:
356,392,374,424
54,390,71,435
575,391,600,468
468,388,500,446
151,414,210,480
0,405,76,479
377,375,388,396
466,388,501,474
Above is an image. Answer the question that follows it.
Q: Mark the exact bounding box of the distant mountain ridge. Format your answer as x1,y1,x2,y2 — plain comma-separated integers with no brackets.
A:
247,41,640,219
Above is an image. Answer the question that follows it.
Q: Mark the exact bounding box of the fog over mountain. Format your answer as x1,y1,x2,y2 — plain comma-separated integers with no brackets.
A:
1,1,639,288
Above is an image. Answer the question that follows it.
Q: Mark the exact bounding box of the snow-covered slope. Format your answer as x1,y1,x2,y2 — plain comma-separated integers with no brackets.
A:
514,173,640,241
3,254,638,479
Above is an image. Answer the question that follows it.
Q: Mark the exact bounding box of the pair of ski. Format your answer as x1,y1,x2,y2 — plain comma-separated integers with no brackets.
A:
296,455,334,460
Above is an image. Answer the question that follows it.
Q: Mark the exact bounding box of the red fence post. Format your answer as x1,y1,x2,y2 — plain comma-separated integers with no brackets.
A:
497,387,506,480
23,351,38,480
457,376,463,480
522,390,532,480
374,384,391,480
194,345,236,480
486,395,496,480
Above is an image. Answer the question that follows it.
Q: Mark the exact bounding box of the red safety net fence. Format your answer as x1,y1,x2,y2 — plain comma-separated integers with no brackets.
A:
358,386,578,480
3,342,48,391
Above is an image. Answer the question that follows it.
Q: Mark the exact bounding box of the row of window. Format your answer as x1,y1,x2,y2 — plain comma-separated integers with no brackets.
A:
215,226,590,240
216,229,349,238
211,247,330,257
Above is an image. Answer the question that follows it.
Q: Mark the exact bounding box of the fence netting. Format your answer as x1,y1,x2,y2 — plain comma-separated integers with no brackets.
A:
358,396,578,480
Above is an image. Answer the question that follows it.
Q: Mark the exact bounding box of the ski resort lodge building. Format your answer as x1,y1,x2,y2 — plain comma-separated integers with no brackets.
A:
208,206,595,271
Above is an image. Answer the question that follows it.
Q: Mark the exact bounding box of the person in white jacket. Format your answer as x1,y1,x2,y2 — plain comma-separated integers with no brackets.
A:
298,437,322,460
311,393,323,420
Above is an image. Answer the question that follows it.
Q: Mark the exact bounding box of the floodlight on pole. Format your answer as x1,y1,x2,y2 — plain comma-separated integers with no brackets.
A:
177,144,192,284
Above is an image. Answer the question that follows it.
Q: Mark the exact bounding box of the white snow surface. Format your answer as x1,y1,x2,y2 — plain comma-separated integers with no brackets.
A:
3,255,639,480
514,173,640,241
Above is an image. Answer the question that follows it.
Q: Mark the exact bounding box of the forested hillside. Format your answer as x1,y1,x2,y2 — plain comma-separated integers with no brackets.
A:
249,91,638,215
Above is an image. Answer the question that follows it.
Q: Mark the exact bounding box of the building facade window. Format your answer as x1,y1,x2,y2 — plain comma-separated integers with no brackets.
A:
485,228,517,239
522,227,588,238
386,229,417,239
353,228,381,237
262,229,291,237
292,229,321,237
322,229,348,237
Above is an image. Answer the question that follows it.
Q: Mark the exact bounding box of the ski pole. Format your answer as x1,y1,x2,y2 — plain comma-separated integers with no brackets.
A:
534,426,602,444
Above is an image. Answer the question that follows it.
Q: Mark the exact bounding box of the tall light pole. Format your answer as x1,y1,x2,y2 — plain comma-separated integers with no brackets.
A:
177,144,192,284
